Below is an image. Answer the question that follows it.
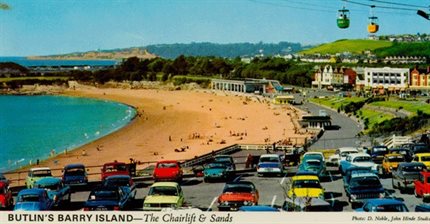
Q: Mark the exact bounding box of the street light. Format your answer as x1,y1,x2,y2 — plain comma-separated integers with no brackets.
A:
417,10,430,20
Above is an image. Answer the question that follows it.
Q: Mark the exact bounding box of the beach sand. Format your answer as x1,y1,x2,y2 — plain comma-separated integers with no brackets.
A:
5,86,313,182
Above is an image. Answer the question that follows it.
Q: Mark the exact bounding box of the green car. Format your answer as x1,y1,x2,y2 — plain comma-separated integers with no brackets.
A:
203,162,229,182
298,158,326,180
143,182,184,211
25,167,52,189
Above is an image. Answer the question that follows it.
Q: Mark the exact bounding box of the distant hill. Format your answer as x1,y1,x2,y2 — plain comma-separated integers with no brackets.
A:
299,39,393,55
28,48,157,60
29,42,308,60
143,42,305,58
374,42,430,58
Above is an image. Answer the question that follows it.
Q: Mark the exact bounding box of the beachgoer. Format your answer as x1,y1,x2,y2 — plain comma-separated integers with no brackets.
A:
245,154,253,168
82,150,87,156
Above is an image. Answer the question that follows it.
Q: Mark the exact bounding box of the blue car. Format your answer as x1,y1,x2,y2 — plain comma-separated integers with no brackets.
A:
83,186,131,211
62,164,88,187
415,203,430,212
203,162,229,182
298,159,326,179
356,199,408,212
239,205,279,212
102,175,136,199
34,177,71,207
14,188,54,211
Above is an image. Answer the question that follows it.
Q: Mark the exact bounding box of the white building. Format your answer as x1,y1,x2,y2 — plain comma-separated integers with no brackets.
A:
363,67,409,89
311,65,344,89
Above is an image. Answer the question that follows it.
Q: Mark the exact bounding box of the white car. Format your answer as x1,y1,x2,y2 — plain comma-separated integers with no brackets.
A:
339,153,379,175
326,147,359,167
257,154,284,176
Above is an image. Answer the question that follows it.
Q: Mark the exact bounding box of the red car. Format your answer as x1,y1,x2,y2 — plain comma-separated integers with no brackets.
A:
0,180,13,209
101,161,130,181
153,160,183,182
217,181,259,211
414,171,430,202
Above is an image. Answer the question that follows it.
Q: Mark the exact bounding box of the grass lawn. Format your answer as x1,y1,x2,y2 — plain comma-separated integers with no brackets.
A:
370,100,430,115
300,39,392,55
309,96,366,110
357,108,394,132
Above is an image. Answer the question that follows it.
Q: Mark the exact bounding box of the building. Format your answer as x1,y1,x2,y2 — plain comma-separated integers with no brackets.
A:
410,67,430,90
363,67,409,91
311,65,346,89
211,78,284,94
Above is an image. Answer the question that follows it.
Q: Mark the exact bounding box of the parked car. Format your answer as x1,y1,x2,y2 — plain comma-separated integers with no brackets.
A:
213,155,236,171
356,199,408,212
389,148,413,162
381,154,405,176
83,186,131,211
415,203,430,212
367,146,388,164
414,171,430,202
339,153,379,175
14,188,54,211
143,182,184,211
342,166,372,190
0,173,6,182
345,173,385,209
101,161,129,181
326,147,358,167
217,181,259,211
102,175,136,200
288,175,324,199
298,158,326,179
203,162,229,182
392,162,427,193
282,197,331,211
411,143,430,155
0,180,13,209
25,167,52,189
412,153,430,168
257,154,284,176
302,152,325,163
153,160,183,182
62,163,88,187
34,177,71,207
238,205,279,212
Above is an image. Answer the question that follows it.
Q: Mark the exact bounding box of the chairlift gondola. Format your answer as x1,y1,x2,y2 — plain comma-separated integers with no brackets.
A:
337,7,350,29
367,6,379,33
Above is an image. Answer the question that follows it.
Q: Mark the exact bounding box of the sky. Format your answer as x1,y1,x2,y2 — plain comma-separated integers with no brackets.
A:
0,0,429,56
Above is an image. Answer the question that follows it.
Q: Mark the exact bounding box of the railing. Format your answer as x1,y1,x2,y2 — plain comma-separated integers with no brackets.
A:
383,134,412,148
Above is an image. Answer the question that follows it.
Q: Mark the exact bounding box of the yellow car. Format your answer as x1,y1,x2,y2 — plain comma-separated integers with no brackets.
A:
381,153,405,175
287,175,324,199
413,153,430,168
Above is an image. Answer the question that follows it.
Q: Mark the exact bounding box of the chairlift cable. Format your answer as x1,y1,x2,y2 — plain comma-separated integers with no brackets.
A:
366,0,429,9
342,0,417,11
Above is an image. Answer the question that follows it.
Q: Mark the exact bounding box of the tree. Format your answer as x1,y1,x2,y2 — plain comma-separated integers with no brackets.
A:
172,55,188,75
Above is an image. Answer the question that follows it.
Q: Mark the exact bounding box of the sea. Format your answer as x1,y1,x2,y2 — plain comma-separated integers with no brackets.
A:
0,57,118,67
0,95,136,172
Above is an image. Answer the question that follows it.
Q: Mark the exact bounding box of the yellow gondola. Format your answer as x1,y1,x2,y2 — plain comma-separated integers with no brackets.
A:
368,16,379,33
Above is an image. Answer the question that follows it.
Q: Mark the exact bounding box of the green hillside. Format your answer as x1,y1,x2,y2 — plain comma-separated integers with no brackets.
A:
374,42,430,58
300,39,392,55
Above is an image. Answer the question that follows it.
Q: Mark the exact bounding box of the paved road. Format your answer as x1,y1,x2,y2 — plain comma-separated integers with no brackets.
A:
294,91,366,150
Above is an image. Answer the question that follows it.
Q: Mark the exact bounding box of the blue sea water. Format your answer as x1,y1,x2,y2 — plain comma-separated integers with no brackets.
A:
0,57,118,67
0,95,136,172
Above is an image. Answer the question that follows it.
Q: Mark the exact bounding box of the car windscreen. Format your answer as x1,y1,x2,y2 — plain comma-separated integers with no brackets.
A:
353,156,372,162
413,145,430,153
388,156,405,162
149,186,178,196
105,164,127,172
215,157,233,163
223,184,253,193
18,194,40,202
350,177,381,188
292,180,321,188
402,165,425,172
88,190,119,201
204,163,226,169
305,161,321,166
64,168,85,176
259,157,280,163
38,183,60,190
32,170,52,177
105,178,130,187
157,163,178,168
373,204,408,212
421,156,430,162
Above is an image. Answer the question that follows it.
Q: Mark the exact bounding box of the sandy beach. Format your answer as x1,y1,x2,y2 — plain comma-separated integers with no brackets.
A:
5,86,313,181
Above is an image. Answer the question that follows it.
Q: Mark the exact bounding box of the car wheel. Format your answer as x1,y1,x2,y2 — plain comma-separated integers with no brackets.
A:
67,193,72,203
339,166,343,175
203,178,208,183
